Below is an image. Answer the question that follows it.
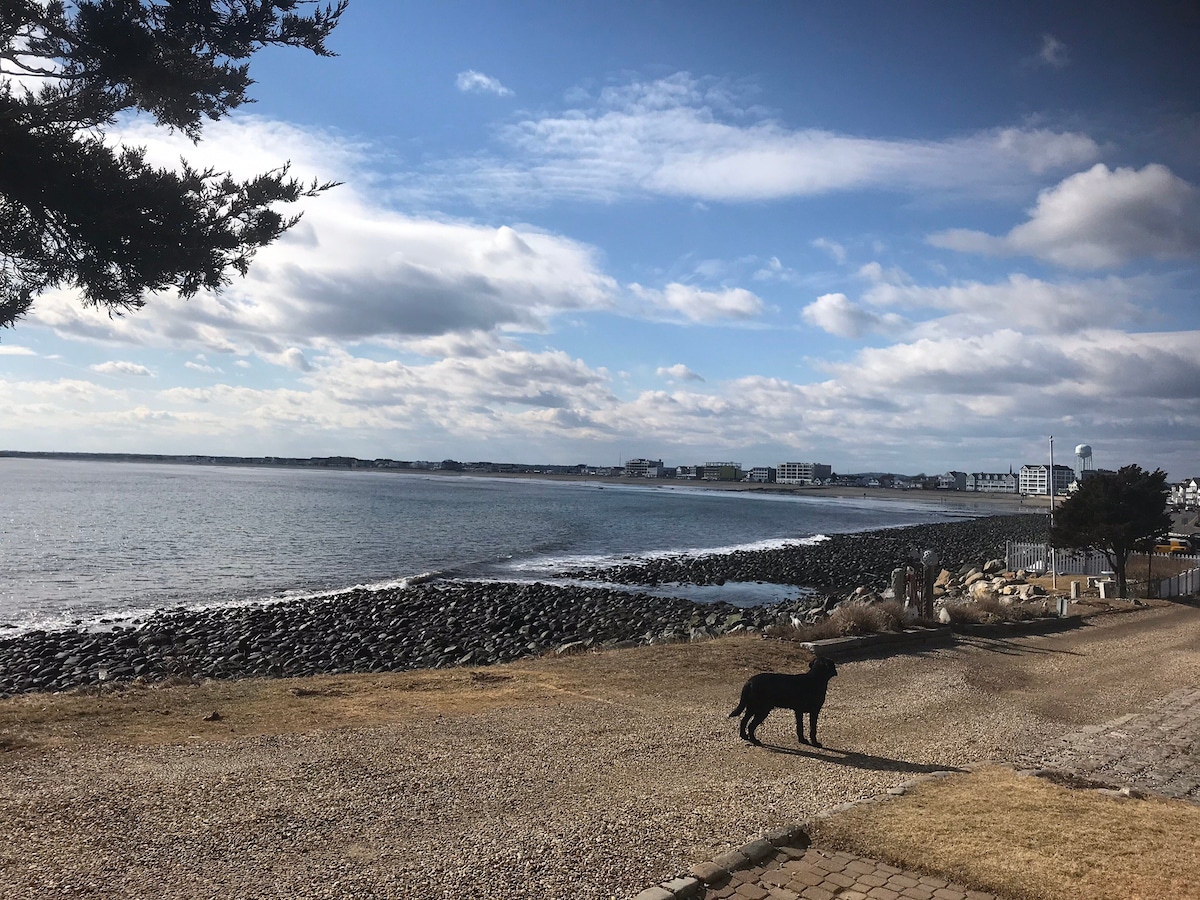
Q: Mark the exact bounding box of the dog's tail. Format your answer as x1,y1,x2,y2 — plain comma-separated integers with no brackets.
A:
729,685,748,718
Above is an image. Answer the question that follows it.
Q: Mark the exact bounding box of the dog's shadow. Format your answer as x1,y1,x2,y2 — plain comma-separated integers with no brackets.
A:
756,742,965,775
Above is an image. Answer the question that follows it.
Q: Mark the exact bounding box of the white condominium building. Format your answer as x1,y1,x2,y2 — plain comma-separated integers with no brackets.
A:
1019,464,1074,496
777,462,832,485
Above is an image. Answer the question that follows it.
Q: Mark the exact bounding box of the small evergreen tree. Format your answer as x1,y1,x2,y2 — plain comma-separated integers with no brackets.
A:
0,0,347,329
1050,464,1171,599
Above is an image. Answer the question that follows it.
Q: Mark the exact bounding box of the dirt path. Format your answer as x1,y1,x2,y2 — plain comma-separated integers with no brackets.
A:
2,604,1198,900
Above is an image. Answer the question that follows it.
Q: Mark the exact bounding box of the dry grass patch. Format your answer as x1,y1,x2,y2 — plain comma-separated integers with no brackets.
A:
812,766,1200,900
0,634,813,755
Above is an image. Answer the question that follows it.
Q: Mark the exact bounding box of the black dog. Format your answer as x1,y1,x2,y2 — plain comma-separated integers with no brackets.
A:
729,656,838,747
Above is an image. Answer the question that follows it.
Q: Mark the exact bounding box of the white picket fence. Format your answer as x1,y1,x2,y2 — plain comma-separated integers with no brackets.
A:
1005,542,1110,576
1161,567,1200,599
1006,541,1200,598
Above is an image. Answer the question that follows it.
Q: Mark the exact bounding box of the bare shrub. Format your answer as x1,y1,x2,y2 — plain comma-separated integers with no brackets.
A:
765,598,918,644
829,600,889,636
763,619,840,643
874,599,909,631
942,595,1056,624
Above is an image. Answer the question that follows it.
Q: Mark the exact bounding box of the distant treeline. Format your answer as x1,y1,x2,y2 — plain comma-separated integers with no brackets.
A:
0,451,585,474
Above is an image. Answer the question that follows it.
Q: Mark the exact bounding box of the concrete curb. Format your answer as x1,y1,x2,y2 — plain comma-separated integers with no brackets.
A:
798,625,952,658
797,614,1086,660
950,614,1084,638
631,825,811,900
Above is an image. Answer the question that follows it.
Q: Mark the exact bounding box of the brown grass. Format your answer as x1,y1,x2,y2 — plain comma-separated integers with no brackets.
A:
812,766,1200,900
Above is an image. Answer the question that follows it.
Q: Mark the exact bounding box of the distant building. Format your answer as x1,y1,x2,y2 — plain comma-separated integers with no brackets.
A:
703,462,743,482
623,458,665,478
937,471,967,491
1019,463,1074,496
1169,477,1199,509
747,466,776,483
675,465,700,479
967,471,1018,493
776,462,832,485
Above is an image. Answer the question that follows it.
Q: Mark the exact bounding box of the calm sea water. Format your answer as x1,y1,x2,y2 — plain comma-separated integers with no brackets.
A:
1,458,986,634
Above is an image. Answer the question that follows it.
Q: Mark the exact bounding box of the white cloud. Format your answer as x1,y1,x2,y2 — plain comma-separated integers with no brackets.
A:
930,164,1200,269
857,261,911,284
811,239,847,264
629,283,765,322
184,361,218,373
456,70,514,97
403,74,1100,207
0,345,36,356
278,348,313,372
1037,34,1070,68
90,361,153,376
801,293,905,338
751,256,807,285
657,364,705,383
862,273,1147,336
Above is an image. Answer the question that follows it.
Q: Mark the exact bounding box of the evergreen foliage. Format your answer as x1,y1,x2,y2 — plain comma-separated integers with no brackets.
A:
0,0,347,329
1050,464,1171,598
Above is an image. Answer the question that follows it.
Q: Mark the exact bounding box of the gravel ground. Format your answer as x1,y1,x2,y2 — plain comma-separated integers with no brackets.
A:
1,604,1198,900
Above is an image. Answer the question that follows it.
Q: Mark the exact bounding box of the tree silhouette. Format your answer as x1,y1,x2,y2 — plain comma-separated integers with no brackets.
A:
1050,464,1171,598
0,0,347,329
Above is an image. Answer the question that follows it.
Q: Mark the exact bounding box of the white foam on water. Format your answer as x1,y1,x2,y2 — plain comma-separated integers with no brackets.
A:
0,572,444,638
501,533,831,574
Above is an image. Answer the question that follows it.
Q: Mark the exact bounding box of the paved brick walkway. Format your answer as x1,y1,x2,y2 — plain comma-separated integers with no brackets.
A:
634,830,1000,900
1024,685,1200,801
694,844,998,900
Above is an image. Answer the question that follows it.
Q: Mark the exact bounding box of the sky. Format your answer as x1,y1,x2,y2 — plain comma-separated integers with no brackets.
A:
3,1,1200,478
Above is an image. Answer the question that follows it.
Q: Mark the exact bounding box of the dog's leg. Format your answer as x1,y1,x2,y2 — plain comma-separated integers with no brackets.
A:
738,711,754,742
746,710,768,744
794,710,810,745
809,708,823,748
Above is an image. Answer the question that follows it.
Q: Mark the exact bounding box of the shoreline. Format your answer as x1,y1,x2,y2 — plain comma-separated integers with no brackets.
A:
3,452,1053,511
0,514,1048,696
410,468,1053,511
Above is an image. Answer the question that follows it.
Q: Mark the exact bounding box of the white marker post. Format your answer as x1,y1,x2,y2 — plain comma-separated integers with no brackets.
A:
1049,435,1056,592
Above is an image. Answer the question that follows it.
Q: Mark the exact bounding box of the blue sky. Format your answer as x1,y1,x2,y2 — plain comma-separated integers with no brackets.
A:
3,1,1199,478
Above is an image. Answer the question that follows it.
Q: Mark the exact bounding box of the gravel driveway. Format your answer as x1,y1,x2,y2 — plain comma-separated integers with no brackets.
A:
2,605,1198,900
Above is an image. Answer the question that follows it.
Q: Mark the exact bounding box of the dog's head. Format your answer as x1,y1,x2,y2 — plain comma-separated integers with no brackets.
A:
808,656,838,679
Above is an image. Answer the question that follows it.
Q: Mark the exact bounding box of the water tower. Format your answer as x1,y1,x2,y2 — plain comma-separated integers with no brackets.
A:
1074,443,1094,479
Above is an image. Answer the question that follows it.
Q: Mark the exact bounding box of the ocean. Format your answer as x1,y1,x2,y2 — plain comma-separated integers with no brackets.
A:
1,458,985,635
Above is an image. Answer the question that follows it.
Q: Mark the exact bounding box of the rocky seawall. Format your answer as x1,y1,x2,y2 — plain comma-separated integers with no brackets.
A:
567,513,1049,593
0,515,1047,695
